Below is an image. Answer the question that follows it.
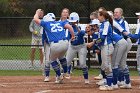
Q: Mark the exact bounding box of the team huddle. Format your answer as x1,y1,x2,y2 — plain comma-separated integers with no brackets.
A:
30,7,140,91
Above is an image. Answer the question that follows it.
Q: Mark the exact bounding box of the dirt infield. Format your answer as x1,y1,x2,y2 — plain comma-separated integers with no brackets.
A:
0,76,140,93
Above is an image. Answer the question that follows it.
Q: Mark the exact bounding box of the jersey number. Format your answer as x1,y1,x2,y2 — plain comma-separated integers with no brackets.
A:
50,23,63,32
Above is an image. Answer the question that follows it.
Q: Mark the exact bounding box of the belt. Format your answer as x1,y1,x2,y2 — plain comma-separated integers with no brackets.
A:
50,38,67,43
71,43,84,46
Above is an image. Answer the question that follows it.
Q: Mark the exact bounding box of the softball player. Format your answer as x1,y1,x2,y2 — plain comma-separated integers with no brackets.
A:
114,8,132,88
123,12,140,88
29,10,44,69
90,12,106,80
86,19,107,82
44,8,71,82
66,12,89,84
97,11,114,91
34,9,75,83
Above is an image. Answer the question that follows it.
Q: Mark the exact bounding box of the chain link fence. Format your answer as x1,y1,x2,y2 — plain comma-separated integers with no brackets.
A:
0,0,140,70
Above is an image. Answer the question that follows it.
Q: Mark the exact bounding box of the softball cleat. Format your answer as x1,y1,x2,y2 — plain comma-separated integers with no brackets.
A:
55,75,63,84
44,76,50,82
99,85,113,91
120,83,132,89
94,74,103,80
85,79,90,84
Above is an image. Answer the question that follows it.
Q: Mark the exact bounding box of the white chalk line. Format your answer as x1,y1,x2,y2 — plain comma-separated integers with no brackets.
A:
0,80,83,85
0,84,7,87
35,90,52,93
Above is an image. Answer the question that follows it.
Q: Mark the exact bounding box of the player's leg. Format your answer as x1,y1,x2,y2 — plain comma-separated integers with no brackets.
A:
66,44,77,75
137,45,140,75
39,49,43,65
78,44,89,84
137,45,140,88
49,43,64,83
119,39,132,89
30,48,36,66
112,39,127,89
58,40,69,75
99,44,114,91
44,43,51,82
39,39,44,65
30,38,37,68
94,51,104,80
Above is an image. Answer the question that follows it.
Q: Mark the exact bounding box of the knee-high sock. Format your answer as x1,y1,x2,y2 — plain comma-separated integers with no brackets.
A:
118,68,124,82
44,65,50,77
59,58,67,73
113,68,119,85
68,65,72,74
123,67,130,84
106,72,113,86
82,67,88,79
51,61,61,76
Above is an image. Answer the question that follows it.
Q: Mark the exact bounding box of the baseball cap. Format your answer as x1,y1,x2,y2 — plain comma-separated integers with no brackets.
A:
135,12,140,16
43,13,55,22
68,12,79,22
90,19,100,25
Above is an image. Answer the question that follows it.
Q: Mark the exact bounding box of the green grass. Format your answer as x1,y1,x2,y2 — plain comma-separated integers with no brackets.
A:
0,37,31,44
0,69,138,76
0,37,41,60
0,46,40,60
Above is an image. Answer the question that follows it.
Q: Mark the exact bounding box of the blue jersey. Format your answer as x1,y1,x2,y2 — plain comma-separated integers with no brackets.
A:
98,20,113,46
40,21,67,43
114,18,129,39
111,32,123,44
59,19,71,41
70,25,85,46
92,32,101,51
92,32,98,40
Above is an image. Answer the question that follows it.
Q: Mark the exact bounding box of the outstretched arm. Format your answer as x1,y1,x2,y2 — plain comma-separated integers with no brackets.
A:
64,24,75,40
33,9,42,25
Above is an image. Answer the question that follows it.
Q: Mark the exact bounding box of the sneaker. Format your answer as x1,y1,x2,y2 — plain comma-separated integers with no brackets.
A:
113,84,119,89
44,76,49,82
117,81,125,86
55,75,63,84
120,83,132,89
99,85,113,91
94,74,103,80
64,73,71,79
96,79,107,86
85,79,90,84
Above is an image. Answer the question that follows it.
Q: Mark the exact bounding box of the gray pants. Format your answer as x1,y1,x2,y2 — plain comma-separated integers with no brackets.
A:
44,43,51,67
101,44,114,74
121,38,132,69
137,45,140,70
126,38,132,53
112,39,127,69
66,43,87,68
49,40,68,62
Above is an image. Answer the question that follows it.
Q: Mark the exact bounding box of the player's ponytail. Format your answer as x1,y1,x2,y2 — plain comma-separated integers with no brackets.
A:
98,11,113,30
